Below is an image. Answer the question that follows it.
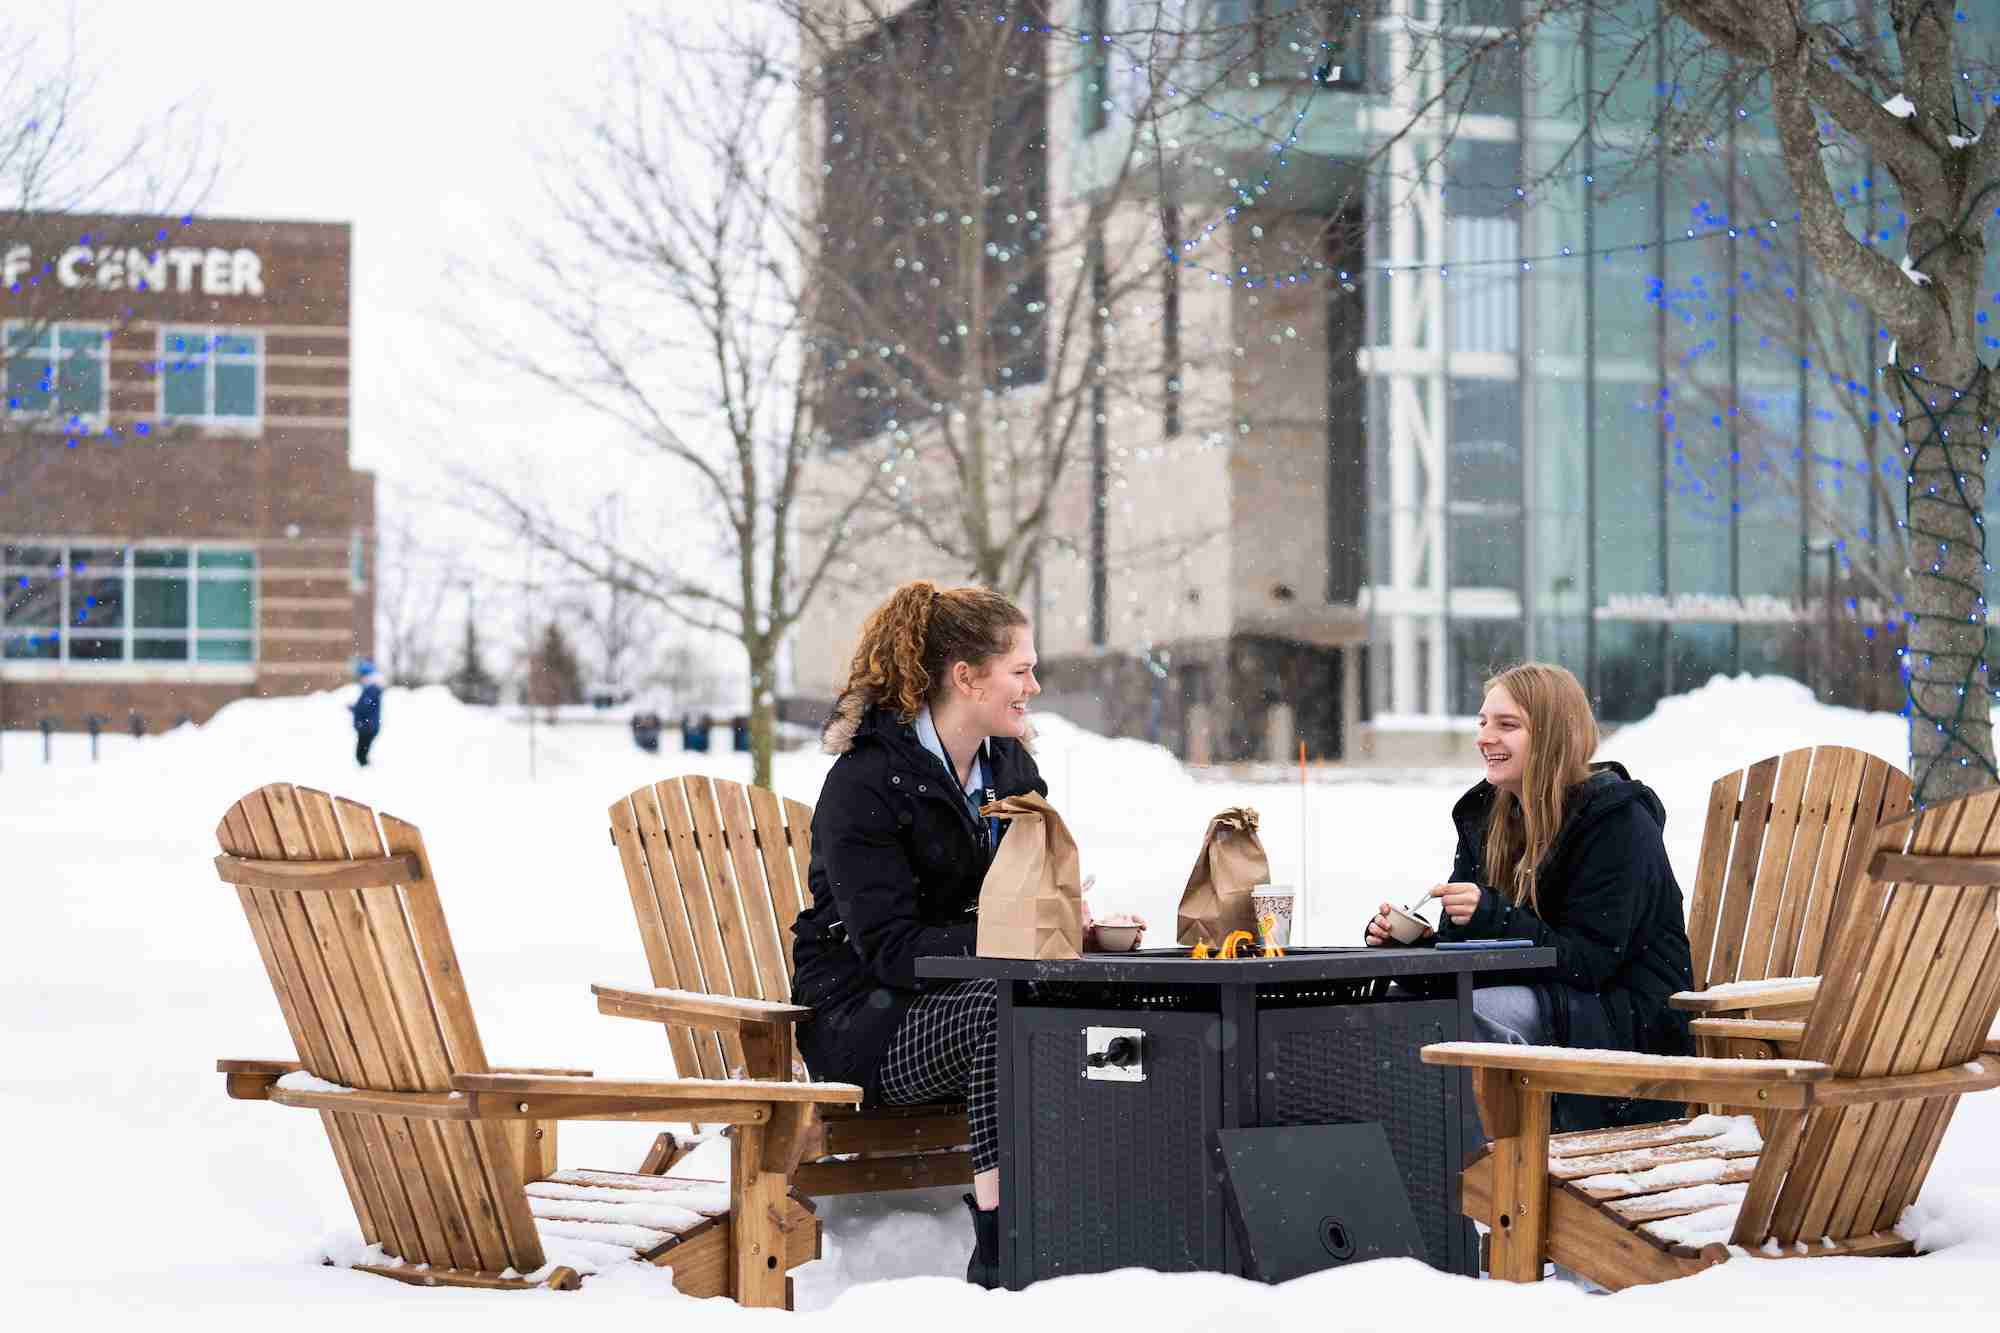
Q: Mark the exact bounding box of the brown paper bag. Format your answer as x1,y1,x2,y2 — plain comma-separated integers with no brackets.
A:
975,793,1086,960
1176,807,1270,947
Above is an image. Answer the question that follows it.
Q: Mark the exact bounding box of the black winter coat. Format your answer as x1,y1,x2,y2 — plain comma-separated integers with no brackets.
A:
789,694,1046,1102
1431,762,1696,1131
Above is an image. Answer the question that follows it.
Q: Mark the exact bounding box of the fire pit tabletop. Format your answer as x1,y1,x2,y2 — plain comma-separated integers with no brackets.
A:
919,943,1554,984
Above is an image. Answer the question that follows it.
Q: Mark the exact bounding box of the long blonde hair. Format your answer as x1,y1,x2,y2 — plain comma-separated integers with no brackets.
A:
1480,662,1600,911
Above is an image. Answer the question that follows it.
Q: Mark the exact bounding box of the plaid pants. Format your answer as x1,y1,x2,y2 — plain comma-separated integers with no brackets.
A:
876,978,999,1174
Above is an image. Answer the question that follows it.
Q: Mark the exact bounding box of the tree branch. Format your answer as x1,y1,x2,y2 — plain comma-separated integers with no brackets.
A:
1765,30,1936,337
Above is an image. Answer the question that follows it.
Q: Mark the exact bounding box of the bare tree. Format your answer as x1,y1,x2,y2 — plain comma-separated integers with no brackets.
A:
455,8,876,786
566,494,655,699
786,1,1268,595
644,641,723,712
522,618,587,711
0,8,220,498
374,502,455,687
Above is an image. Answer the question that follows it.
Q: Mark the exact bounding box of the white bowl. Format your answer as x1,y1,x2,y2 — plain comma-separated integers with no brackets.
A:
1091,924,1144,952
1383,905,1434,945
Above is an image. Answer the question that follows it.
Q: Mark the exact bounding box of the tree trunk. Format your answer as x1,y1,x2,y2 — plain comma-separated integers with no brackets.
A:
1892,256,1995,804
747,649,776,790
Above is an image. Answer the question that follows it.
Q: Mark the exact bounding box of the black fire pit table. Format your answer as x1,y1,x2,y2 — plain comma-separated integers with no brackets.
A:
917,944,1554,1288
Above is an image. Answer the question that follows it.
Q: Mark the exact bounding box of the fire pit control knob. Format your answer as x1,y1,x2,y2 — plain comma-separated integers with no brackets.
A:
1082,1025,1147,1082
1087,1036,1140,1069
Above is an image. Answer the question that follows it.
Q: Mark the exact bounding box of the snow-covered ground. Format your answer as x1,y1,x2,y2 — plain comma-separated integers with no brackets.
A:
7,674,1994,1327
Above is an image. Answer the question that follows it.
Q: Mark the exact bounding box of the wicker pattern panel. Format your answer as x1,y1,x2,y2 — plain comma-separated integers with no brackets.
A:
1263,1002,1457,1272
1019,1018,1223,1280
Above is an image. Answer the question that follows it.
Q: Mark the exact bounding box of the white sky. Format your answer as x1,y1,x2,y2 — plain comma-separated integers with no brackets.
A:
80,0,634,472
70,0,740,679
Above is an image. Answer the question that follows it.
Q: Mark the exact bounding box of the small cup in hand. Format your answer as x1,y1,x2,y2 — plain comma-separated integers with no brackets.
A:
1089,912,1146,952
1381,904,1435,945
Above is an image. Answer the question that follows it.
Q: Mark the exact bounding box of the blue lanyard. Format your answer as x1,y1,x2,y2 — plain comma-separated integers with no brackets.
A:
967,753,1000,849
935,734,1000,849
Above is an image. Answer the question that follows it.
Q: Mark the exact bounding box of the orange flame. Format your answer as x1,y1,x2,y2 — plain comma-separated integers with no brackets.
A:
1190,930,1284,959
1218,930,1256,959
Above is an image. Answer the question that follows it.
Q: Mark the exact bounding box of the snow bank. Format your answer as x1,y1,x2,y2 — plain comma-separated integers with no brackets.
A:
1596,674,1906,787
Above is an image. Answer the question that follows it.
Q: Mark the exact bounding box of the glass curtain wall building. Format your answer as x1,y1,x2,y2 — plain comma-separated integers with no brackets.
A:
1357,0,2000,723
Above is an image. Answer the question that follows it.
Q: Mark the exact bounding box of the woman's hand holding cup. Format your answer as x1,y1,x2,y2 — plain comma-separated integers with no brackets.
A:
1427,881,1482,926
1369,899,1440,946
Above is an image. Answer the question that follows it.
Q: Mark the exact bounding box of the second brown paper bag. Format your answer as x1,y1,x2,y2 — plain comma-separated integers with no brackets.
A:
1176,807,1270,947
975,792,1086,960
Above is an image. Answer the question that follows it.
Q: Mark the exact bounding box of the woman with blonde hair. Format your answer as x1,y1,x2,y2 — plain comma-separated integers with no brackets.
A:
789,579,1044,1288
1365,661,1695,1131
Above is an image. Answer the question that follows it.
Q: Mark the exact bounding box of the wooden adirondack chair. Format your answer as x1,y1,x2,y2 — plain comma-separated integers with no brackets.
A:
212,782,861,1306
601,775,974,1195
1422,785,2000,1289
1672,746,1912,1057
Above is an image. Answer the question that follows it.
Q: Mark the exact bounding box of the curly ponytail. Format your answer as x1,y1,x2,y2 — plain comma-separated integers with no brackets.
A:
837,579,1027,722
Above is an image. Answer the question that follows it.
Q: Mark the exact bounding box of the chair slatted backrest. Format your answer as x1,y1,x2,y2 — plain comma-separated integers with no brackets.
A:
1731,787,2000,1248
609,777,814,1081
216,782,545,1276
1684,747,1911,990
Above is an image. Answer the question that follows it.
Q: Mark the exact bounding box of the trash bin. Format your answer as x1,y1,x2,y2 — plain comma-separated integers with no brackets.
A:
682,715,711,753
731,715,752,752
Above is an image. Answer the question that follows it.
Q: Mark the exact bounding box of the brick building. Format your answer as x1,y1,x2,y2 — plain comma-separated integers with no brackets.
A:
1,211,373,731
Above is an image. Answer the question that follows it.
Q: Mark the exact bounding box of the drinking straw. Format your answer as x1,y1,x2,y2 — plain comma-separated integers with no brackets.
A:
1298,739,1308,945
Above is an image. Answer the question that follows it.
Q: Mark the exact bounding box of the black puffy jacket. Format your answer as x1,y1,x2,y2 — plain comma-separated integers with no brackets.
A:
1432,762,1696,1131
789,692,1045,1102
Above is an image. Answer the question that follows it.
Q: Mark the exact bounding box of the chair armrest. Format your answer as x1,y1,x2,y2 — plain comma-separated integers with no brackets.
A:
1814,1060,2000,1106
216,1058,303,1100
451,1071,860,1105
1420,1041,1830,1108
1688,1017,1806,1044
1669,977,1820,1014
593,983,811,1031
492,1065,593,1077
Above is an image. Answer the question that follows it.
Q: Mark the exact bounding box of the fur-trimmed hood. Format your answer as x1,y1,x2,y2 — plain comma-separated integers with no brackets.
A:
820,687,1036,756
820,687,876,755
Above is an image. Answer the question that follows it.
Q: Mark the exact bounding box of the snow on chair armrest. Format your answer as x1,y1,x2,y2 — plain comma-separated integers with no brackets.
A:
1669,976,1821,1013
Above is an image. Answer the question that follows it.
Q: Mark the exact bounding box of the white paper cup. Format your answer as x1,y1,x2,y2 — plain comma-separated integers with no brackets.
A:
1383,904,1433,945
1251,884,1295,948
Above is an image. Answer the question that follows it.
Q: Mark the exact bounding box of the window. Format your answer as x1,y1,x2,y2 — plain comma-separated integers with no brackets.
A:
813,10,1048,446
1229,1,1371,89
1448,377,1522,592
4,321,109,425
2,542,257,665
1449,617,1524,714
159,328,262,425
1083,0,1111,135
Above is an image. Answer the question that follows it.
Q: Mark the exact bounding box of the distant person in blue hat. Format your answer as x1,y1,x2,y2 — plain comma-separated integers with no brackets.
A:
349,660,384,766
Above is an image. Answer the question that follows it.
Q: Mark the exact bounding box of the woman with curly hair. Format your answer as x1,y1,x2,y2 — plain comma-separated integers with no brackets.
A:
789,579,1044,1288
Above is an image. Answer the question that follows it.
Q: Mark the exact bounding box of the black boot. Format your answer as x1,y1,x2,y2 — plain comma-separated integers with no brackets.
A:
963,1193,1000,1289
